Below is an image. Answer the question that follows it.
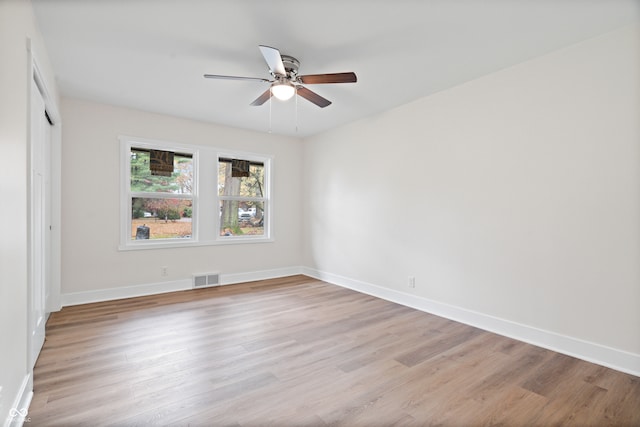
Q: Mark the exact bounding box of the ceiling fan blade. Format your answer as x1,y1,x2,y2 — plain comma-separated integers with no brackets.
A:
298,72,357,84
296,86,331,108
258,45,287,77
250,88,273,106
204,74,270,82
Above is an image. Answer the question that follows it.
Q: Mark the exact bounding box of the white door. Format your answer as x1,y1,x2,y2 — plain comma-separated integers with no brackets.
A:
29,78,50,368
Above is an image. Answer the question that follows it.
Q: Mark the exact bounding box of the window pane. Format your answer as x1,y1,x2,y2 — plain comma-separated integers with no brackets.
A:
131,197,192,239
218,160,264,197
219,200,264,236
131,149,193,194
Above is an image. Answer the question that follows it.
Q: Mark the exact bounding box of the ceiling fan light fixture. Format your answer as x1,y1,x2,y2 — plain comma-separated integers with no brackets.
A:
205,45,356,108
271,81,295,101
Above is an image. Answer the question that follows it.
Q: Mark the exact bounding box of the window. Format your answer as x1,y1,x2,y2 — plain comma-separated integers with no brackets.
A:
120,136,271,249
126,144,195,243
218,158,266,238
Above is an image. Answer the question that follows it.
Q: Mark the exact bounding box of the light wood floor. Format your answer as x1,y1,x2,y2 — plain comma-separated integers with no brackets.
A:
30,275,639,426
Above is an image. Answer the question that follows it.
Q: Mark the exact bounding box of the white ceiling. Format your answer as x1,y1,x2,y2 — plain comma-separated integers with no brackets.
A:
32,0,639,137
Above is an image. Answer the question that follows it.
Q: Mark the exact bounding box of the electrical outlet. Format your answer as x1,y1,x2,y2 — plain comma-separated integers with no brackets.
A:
408,276,415,288
161,266,168,277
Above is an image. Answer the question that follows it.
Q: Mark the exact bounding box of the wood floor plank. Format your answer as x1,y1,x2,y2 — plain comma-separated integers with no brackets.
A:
28,275,640,426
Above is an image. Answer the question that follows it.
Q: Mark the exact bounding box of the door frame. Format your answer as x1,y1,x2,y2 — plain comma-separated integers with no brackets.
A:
27,41,62,366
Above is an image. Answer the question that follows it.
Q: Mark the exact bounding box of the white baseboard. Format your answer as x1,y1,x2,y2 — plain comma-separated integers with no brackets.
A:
3,373,32,427
60,267,304,307
221,266,304,285
302,267,640,378
61,279,193,306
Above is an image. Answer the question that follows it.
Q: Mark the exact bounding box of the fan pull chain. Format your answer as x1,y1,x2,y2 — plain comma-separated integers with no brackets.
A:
268,89,272,133
295,86,299,133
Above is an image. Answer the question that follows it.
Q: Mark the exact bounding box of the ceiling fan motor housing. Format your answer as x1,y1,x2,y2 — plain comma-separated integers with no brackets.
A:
280,55,300,79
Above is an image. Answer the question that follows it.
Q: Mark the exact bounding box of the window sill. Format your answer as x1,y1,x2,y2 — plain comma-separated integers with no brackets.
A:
118,236,275,251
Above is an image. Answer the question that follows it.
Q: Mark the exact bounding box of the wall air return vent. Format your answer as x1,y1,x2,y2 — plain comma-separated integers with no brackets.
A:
193,272,220,289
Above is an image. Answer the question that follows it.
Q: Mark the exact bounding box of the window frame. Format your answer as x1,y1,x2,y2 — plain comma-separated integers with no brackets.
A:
119,136,273,250
216,152,271,242
120,137,198,249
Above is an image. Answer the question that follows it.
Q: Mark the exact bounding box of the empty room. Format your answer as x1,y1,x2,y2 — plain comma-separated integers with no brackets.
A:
1,0,639,425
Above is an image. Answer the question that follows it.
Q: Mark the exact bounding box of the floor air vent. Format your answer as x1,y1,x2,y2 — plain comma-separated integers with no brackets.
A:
193,272,220,288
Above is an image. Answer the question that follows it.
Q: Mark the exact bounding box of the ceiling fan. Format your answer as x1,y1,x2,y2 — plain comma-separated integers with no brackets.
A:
204,45,357,108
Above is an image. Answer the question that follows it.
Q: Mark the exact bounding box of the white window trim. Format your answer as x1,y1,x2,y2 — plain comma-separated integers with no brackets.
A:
216,150,271,243
119,136,273,250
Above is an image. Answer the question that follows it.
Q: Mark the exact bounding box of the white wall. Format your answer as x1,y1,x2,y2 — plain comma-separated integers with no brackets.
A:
60,99,303,298
303,25,640,368
0,0,60,424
